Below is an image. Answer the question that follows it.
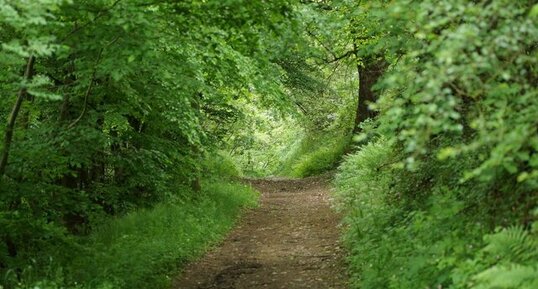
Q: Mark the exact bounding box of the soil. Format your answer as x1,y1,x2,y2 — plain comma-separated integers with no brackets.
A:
172,175,347,289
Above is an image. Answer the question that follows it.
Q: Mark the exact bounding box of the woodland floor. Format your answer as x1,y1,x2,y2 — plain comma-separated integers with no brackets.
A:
172,176,347,289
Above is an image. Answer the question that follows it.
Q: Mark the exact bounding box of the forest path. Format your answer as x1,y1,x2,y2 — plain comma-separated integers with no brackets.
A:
172,176,347,289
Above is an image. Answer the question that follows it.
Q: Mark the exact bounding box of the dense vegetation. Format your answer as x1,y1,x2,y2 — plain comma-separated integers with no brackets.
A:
1,0,537,288
332,1,538,288
0,0,297,288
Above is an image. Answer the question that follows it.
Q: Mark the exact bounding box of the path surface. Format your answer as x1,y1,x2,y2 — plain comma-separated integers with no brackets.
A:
172,176,347,289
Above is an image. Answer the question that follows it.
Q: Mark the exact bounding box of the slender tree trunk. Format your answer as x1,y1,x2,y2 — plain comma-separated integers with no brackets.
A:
0,56,36,177
19,93,34,130
353,56,387,134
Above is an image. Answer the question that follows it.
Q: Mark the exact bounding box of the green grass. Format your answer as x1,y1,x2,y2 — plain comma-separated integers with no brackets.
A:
280,133,350,178
14,180,258,289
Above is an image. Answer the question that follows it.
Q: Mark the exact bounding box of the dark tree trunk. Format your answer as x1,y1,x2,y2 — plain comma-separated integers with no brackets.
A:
0,56,36,177
90,112,106,183
191,177,202,193
353,57,387,133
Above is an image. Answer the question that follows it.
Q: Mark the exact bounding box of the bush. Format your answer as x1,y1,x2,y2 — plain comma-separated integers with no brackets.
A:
335,138,537,289
202,153,242,179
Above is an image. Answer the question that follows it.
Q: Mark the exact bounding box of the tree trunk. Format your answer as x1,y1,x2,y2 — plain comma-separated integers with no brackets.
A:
353,57,387,134
0,56,36,177
191,177,202,193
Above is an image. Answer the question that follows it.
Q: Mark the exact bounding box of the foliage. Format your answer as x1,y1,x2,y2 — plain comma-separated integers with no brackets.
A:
201,153,242,179
281,132,350,178
223,1,359,178
334,0,538,288
4,180,258,289
226,61,356,177
453,224,538,289
335,139,537,289
3,0,537,288
0,0,300,287
225,105,299,177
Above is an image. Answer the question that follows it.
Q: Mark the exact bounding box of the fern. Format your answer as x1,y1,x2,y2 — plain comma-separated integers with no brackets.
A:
473,264,538,289
483,226,538,263
461,224,538,289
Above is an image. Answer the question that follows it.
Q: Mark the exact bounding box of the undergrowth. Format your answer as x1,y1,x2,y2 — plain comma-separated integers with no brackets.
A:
6,180,258,289
334,138,538,289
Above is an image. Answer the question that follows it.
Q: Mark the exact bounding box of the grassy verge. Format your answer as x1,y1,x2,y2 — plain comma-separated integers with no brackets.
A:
279,133,350,178
14,180,258,289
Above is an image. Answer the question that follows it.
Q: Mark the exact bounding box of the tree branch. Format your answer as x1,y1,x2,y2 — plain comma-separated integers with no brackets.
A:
67,34,120,129
327,50,356,63
60,0,123,42
306,29,337,60
305,27,356,64
67,47,106,130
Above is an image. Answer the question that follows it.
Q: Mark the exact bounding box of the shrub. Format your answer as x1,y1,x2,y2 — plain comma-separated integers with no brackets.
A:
335,138,537,289
202,153,242,179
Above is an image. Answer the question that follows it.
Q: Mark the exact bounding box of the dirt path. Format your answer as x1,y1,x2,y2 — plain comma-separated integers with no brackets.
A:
172,176,347,289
